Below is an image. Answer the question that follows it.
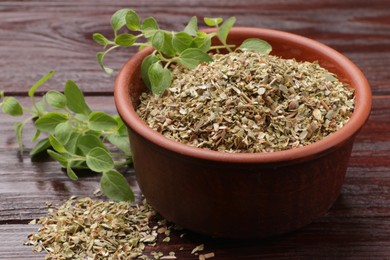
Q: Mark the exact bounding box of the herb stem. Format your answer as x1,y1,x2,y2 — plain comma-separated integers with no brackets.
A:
133,43,150,48
30,95,43,117
156,53,173,63
164,61,172,69
209,44,236,51
105,45,120,55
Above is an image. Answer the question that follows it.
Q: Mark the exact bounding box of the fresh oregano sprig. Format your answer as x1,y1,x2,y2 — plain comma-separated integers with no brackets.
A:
94,9,272,96
0,71,134,202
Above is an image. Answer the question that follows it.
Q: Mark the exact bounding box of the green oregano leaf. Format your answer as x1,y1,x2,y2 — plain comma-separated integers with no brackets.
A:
92,33,111,47
172,32,193,53
115,33,137,47
141,54,160,89
54,121,73,145
86,147,114,172
151,31,165,52
191,32,213,52
45,90,67,110
77,134,108,156
64,80,92,115
63,132,81,154
162,31,176,56
141,17,159,38
31,100,46,118
238,38,272,54
111,8,131,32
100,170,134,202
184,16,198,36
47,149,69,168
34,112,68,133
30,137,51,156
88,111,118,131
107,134,131,156
125,10,140,30
14,122,24,154
148,62,172,96
66,162,79,181
151,31,175,56
96,52,114,74
217,16,236,44
1,97,23,116
115,116,128,135
31,129,41,142
204,17,223,27
71,160,89,170
49,134,67,153
74,113,88,122
178,48,213,69
141,17,159,30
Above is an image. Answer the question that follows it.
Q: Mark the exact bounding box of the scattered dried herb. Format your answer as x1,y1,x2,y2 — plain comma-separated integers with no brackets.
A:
199,252,215,260
24,197,174,259
191,244,205,254
25,197,214,259
137,50,355,152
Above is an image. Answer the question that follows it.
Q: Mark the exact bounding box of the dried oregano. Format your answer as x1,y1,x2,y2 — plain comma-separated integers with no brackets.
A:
25,197,215,259
137,50,355,153
24,197,174,259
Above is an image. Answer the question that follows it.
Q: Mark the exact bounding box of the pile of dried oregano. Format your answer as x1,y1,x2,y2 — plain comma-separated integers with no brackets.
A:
137,50,355,152
25,197,214,259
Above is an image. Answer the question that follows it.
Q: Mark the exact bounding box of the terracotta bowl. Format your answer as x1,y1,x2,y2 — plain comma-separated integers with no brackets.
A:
114,27,371,239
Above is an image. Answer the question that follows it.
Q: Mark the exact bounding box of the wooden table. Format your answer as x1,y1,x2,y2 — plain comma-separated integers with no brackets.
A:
1,0,389,259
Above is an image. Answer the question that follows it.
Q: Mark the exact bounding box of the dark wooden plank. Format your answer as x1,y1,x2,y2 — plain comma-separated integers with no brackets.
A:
0,0,389,95
0,224,44,260
2,217,390,260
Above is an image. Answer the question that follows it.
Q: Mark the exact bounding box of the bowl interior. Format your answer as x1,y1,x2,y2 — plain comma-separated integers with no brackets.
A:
114,27,372,164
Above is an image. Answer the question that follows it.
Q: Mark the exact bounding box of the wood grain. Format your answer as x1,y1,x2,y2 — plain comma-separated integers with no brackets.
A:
0,0,389,95
1,0,390,259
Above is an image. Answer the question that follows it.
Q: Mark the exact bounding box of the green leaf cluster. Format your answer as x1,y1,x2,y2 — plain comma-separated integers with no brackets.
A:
0,72,134,202
94,9,272,96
